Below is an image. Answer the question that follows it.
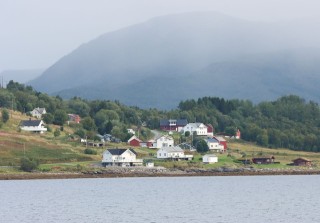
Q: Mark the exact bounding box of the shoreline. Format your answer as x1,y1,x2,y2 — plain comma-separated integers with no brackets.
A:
1,167,320,180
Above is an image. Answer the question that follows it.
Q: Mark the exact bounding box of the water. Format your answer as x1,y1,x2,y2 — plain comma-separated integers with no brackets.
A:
0,175,320,223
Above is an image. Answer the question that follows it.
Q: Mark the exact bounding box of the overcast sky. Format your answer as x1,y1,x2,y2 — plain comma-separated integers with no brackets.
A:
1,0,319,73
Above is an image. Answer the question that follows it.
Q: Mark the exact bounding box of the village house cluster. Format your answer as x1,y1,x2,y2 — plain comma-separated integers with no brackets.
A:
19,107,81,134
17,109,313,168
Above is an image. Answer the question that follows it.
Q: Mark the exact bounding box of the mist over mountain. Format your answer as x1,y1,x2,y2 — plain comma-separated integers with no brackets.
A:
1,69,43,86
29,12,320,109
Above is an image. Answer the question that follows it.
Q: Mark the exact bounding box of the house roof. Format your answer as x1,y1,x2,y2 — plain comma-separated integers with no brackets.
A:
156,135,174,141
185,122,205,129
293,157,311,162
213,136,226,142
20,120,43,127
128,135,142,143
160,119,188,126
158,146,183,153
206,138,219,143
106,148,137,156
203,154,217,158
33,107,46,114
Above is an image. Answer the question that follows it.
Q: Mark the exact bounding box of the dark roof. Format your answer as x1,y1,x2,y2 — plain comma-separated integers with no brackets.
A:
107,148,137,155
293,157,311,162
33,107,46,114
177,119,188,126
20,120,42,127
160,119,188,126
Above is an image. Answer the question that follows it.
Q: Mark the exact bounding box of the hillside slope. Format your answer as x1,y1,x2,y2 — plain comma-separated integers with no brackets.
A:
29,12,320,108
0,110,97,166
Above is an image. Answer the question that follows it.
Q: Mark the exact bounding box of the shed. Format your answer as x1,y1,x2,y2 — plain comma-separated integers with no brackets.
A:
203,154,218,164
252,156,275,164
128,135,142,147
292,158,312,166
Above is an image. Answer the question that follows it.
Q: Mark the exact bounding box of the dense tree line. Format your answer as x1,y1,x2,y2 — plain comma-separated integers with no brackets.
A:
2,81,320,152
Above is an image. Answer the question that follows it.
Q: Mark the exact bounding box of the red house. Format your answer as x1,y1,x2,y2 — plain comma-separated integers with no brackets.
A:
213,136,227,151
147,140,156,148
160,119,188,131
68,114,81,123
206,124,214,136
128,135,142,147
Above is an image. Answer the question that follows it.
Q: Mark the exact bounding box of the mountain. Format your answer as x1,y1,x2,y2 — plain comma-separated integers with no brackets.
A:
29,12,320,109
1,69,43,86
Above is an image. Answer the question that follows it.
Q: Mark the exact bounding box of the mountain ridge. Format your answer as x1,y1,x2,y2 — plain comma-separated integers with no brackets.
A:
28,11,320,109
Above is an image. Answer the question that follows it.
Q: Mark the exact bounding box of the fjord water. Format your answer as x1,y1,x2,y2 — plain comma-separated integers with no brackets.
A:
1,176,319,223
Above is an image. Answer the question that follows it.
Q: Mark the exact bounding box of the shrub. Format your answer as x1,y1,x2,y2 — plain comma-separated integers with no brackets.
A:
1,109,9,123
20,157,39,172
75,129,85,138
54,128,61,137
84,148,97,155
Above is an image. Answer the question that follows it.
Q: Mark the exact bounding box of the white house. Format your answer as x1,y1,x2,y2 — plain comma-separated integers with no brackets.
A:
157,146,193,160
182,123,208,136
156,135,174,149
31,107,46,119
203,154,218,164
205,138,224,152
19,119,47,133
127,128,136,135
102,148,143,167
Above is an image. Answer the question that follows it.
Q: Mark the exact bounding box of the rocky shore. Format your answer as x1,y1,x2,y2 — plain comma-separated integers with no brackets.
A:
1,166,320,180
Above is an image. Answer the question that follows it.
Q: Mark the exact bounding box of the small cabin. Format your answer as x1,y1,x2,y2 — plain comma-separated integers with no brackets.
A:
252,156,275,164
292,158,312,166
202,154,218,164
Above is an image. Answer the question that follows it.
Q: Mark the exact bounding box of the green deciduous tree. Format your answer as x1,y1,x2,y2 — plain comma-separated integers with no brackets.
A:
53,109,68,125
1,109,9,123
20,157,39,172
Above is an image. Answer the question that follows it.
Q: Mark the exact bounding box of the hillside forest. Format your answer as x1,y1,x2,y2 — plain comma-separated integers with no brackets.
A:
1,80,320,152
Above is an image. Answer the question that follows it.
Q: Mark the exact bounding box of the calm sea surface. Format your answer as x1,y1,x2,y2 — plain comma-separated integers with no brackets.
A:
0,175,320,223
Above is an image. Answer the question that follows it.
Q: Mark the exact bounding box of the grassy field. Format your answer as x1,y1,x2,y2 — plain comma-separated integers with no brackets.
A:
1,109,320,173
0,110,97,168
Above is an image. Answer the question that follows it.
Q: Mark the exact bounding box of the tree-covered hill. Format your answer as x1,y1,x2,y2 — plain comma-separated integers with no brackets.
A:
1,80,320,152
28,12,320,109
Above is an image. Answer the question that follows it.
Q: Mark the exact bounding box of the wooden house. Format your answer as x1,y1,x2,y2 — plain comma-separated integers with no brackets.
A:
252,156,275,164
292,158,312,166
102,148,143,167
157,146,193,161
213,136,227,151
19,119,47,133
202,154,218,164
31,107,46,119
127,135,142,147
160,119,188,132
68,114,81,123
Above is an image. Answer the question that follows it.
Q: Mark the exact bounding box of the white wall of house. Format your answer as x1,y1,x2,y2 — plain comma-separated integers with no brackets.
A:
182,123,208,136
203,155,218,163
207,142,224,152
20,120,47,133
157,147,184,159
31,108,46,119
102,149,137,163
20,126,47,133
127,129,136,135
156,135,174,149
